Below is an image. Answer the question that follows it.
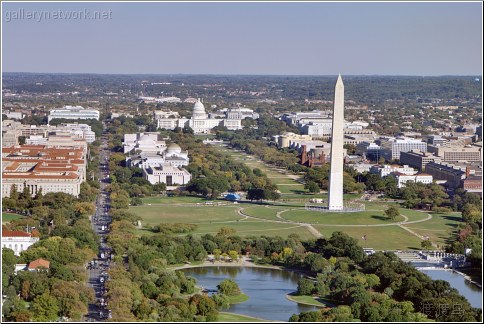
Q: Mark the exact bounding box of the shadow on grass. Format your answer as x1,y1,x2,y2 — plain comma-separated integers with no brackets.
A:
371,215,392,221
407,246,421,250
441,215,463,226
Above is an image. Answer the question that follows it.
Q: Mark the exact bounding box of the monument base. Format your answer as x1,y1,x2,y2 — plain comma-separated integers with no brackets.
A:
305,201,365,213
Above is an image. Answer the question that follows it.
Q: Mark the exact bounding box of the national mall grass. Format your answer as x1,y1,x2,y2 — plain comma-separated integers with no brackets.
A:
130,201,462,250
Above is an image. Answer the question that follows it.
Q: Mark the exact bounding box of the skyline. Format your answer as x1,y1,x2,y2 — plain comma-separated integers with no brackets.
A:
2,1,483,76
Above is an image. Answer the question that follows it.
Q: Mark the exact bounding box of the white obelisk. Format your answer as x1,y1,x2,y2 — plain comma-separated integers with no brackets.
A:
328,74,344,210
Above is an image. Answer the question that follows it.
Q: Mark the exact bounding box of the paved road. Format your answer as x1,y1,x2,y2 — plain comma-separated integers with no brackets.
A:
84,130,113,322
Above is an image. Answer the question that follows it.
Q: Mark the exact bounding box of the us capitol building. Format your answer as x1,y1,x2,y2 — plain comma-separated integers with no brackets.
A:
155,99,243,134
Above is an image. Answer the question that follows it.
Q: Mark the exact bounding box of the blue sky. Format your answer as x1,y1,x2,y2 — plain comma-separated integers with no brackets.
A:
2,1,482,75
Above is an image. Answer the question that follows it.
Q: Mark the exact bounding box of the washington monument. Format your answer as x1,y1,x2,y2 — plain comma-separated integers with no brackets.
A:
328,75,344,210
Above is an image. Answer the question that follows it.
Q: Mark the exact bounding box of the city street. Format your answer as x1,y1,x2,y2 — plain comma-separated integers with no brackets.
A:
85,133,112,322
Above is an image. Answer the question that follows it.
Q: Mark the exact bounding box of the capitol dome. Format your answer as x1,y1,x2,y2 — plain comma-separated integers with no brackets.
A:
192,98,207,119
166,143,182,154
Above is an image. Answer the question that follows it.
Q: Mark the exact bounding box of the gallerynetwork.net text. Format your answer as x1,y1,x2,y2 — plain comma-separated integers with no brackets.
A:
4,8,113,22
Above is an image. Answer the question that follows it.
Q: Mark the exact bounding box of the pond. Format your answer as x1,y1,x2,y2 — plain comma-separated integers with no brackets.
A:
181,266,320,321
420,269,482,309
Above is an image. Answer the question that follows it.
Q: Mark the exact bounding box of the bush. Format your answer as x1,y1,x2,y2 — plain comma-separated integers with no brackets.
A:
151,223,197,234
217,279,240,296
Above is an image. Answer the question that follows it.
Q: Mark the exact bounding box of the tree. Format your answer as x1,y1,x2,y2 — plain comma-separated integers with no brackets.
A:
304,181,320,193
211,293,230,310
217,227,236,238
2,248,16,290
421,239,432,250
297,278,315,296
228,250,239,262
217,279,240,296
385,206,400,220
247,188,265,203
31,292,60,322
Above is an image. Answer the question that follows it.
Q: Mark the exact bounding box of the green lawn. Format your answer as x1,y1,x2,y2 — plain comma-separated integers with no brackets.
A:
192,221,315,240
130,205,242,226
405,212,462,247
399,209,430,222
227,293,249,304
271,178,304,185
277,184,307,194
131,205,315,239
314,225,423,251
141,196,213,204
2,213,23,223
242,206,285,221
218,312,267,322
280,209,405,225
287,294,328,307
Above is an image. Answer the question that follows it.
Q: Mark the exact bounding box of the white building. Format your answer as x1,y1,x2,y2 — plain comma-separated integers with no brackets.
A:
139,96,181,103
26,135,48,145
393,173,433,188
143,165,192,186
60,124,96,143
370,164,417,177
48,106,100,123
122,134,191,186
2,230,40,256
154,99,243,133
127,144,189,168
379,136,428,161
123,133,167,154
5,111,25,120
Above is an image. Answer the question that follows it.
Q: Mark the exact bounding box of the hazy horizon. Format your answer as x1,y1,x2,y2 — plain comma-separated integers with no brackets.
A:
3,72,481,77
2,2,482,76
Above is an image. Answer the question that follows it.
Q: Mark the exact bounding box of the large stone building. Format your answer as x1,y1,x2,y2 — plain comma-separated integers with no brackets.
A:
379,136,428,161
2,230,40,256
400,150,442,171
2,120,96,147
48,105,100,123
123,132,167,154
2,145,86,197
392,173,433,188
425,162,467,189
154,99,243,134
122,133,191,186
427,144,481,163
370,164,417,177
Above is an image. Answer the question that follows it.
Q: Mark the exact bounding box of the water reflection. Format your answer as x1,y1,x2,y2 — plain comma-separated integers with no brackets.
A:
181,266,319,321
420,270,482,309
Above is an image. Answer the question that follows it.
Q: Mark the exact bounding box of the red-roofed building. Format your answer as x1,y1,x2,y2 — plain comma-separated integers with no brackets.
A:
2,230,40,256
2,145,86,198
28,258,50,271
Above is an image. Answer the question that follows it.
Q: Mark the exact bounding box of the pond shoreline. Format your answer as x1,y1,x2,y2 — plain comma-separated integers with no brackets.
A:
171,257,314,278
181,266,320,321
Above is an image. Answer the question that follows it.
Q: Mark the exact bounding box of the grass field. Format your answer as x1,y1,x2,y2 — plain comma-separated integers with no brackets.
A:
218,312,266,322
227,293,249,304
141,196,214,204
287,294,328,307
130,205,315,239
280,209,406,225
314,225,423,250
2,213,23,223
242,206,284,221
130,205,242,226
405,212,462,247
